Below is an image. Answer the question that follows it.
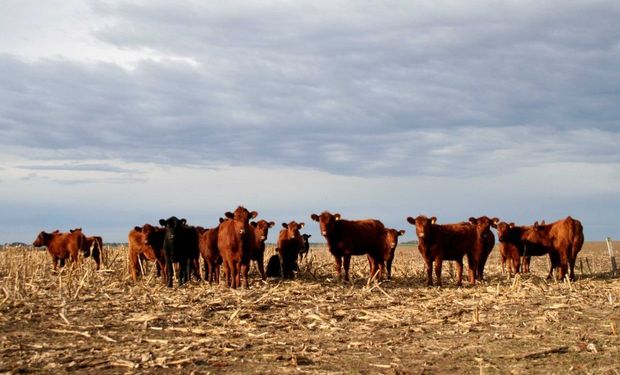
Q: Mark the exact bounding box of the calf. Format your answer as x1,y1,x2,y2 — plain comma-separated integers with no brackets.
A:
373,228,405,279
299,234,312,263
70,228,103,270
276,221,305,279
33,230,86,270
217,206,258,288
311,211,386,281
128,224,167,282
522,216,584,281
159,216,200,288
250,220,275,280
406,215,478,287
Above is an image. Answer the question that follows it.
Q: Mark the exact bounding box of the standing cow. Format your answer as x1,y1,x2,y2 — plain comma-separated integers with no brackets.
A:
467,217,498,281
495,221,553,277
406,215,479,287
198,222,223,284
522,216,584,281
299,234,312,263
128,224,167,282
377,228,405,280
311,211,386,282
33,230,86,270
276,221,305,279
250,219,275,280
217,206,258,288
70,228,104,270
159,216,200,288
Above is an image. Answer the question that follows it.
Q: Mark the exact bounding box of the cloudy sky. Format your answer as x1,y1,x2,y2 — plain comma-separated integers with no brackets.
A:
1,0,619,243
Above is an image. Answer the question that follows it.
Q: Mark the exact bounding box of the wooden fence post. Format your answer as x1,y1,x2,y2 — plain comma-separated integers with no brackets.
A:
606,237,618,276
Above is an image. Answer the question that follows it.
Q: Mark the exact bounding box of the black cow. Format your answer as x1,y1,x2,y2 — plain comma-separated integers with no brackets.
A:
159,216,200,288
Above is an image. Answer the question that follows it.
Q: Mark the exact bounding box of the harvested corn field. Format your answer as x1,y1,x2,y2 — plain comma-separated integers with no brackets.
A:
0,242,619,374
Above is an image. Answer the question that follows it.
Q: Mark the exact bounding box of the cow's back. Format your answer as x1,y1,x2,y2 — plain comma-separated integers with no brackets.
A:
333,219,385,256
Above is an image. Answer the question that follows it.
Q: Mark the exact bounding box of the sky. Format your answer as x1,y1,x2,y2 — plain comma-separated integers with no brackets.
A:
1,0,619,244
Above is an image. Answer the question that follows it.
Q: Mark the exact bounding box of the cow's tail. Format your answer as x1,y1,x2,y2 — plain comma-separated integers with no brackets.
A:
572,219,584,257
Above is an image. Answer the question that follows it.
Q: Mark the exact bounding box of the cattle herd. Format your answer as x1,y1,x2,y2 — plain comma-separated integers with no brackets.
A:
31,206,584,288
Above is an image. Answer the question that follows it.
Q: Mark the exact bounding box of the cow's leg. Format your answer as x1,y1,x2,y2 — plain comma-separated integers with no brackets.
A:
343,254,352,282
434,258,443,287
386,256,393,280
522,256,531,273
257,252,266,281
241,262,249,288
425,258,433,286
333,255,343,280
166,258,174,288
215,263,221,284
558,250,569,281
128,250,140,281
455,259,463,287
466,255,476,286
52,256,59,271
91,246,101,270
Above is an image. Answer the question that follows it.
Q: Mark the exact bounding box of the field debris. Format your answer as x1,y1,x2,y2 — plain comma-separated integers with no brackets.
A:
0,242,619,373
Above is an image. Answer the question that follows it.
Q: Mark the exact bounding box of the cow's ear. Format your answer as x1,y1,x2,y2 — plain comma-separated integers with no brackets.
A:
159,219,166,226
268,221,275,228
250,221,257,227
311,214,319,222
534,221,539,227
431,217,437,225
219,217,225,223
134,226,142,232
509,222,515,228
491,217,500,228
225,212,234,219
250,211,258,219
406,217,416,225
299,222,305,229
398,230,405,236
181,218,187,225
540,220,546,226
307,234,311,238
282,223,288,228
468,217,477,224
334,213,341,221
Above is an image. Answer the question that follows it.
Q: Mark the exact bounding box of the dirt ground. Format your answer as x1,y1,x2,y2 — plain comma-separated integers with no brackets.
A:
0,241,619,374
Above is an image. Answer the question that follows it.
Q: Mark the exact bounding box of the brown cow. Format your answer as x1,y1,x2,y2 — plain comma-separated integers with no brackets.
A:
522,216,584,281
373,228,405,280
70,228,103,270
276,221,305,279
217,206,258,288
495,221,552,276
406,215,479,287
311,211,386,281
250,219,275,280
33,230,86,270
198,224,222,284
467,217,498,281
128,224,167,282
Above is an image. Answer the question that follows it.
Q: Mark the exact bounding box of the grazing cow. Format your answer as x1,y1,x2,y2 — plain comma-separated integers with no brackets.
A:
467,217,498,281
198,224,223,284
406,216,479,287
522,216,584,281
70,228,103,270
128,224,167,282
217,206,258,288
299,234,312,263
159,216,201,288
375,228,405,280
250,220,275,280
276,221,305,279
311,211,386,281
33,230,86,270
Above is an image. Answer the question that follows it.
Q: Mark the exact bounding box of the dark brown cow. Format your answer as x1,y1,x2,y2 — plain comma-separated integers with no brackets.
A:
250,220,275,280
33,230,86,270
128,224,167,282
70,228,103,270
198,224,222,284
373,228,405,280
467,217,498,281
276,221,305,279
494,221,552,276
406,216,479,287
217,206,258,288
311,211,386,281
522,216,584,281
299,234,311,263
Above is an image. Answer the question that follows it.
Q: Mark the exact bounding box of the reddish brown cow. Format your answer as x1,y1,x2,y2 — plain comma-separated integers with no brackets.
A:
250,220,275,280
33,230,86,270
128,224,167,282
276,221,305,279
406,216,479,287
467,217,498,281
217,206,258,288
311,211,386,281
495,221,552,276
198,224,222,284
70,228,103,270
522,216,584,281
372,228,405,280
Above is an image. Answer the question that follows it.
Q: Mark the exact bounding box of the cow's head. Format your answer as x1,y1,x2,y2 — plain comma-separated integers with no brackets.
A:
141,223,162,246
469,216,497,240
495,221,517,242
282,221,304,240
385,228,405,251
251,220,275,241
32,231,51,247
310,211,340,237
523,220,550,245
302,234,311,244
225,206,258,235
406,215,436,241
158,216,186,240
